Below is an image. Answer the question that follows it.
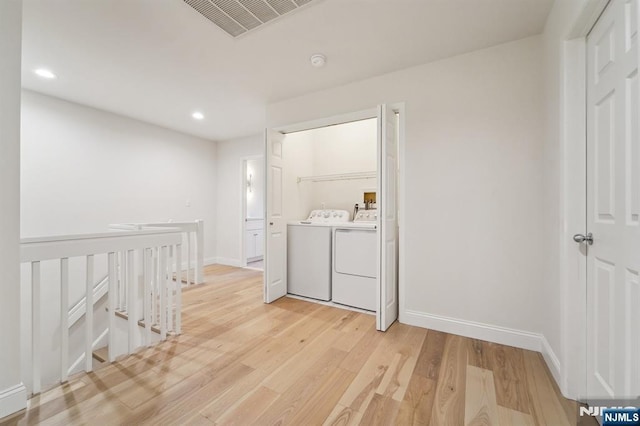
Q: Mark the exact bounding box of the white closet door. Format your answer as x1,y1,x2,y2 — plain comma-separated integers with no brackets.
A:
376,104,399,331
264,129,287,303
585,0,640,400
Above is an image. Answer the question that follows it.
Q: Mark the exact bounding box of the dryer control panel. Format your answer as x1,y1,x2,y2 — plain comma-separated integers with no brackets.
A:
354,209,378,222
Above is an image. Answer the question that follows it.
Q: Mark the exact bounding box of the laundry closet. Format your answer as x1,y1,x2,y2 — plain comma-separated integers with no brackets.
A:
264,105,400,331
283,118,378,312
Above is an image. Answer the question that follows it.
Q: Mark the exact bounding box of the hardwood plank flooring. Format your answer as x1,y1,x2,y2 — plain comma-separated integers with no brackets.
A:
1,265,592,426
464,366,499,426
430,335,467,426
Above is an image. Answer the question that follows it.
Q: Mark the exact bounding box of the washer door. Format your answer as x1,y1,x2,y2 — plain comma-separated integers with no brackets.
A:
334,229,377,278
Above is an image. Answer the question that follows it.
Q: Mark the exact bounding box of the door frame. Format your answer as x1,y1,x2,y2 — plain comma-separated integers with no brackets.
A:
266,103,406,321
561,0,610,400
240,154,264,267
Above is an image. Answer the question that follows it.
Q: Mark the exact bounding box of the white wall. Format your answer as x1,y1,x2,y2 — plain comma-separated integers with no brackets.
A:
21,90,218,263
311,119,377,215
282,131,314,223
215,134,263,265
282,119,377,220
267,36,552,365
0,0,27,418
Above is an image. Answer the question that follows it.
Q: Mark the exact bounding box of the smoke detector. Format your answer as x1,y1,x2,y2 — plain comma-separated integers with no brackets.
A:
310,53,326,68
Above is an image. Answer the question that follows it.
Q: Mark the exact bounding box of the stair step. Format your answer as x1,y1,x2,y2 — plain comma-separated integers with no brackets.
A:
172,274,193,285
92,346,109,363
107,308,164,335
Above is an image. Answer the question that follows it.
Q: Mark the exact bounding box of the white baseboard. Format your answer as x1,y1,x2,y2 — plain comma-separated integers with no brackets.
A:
0,383,27,420
203,257,217,266
402,310,563,389
403,310,542,350
179,257,217,269
213,257,242,267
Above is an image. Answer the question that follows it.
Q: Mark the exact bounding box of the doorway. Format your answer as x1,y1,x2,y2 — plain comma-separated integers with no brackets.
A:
584,0,640,402
242,156,265,270
263,104,401,331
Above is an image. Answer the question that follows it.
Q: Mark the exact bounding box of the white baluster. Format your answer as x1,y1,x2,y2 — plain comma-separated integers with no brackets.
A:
108,252,117,362
175,243,182,335
159,246,167,340
117,252,121,311
85,255,94,372
60,258,69,382
32,261,41,394
120,251,127,311
195,220,204,284
186,231,192,286
167,245,173,332
144,248,152,346
127,250,136,352
152,247,158,325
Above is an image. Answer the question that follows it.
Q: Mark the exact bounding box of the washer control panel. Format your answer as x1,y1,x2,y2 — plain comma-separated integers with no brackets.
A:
306,209,350,223
354,209,378,222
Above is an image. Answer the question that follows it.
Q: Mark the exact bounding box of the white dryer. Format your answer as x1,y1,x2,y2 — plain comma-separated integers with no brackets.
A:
332,210,378,311
287,209,349,301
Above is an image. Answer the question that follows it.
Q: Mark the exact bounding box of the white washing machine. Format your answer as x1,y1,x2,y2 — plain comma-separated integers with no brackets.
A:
332,210,378,311
287,209,349,301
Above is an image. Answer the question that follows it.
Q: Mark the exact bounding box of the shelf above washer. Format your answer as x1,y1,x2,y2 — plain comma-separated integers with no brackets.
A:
297,171,376,183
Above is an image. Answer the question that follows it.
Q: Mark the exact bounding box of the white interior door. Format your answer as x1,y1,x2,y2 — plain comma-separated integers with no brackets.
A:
586,0,640,400
376,104,398,331
264,129,287,303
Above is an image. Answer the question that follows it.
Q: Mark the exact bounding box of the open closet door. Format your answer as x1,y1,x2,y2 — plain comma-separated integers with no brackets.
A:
376,104,398,331
264,129,287,303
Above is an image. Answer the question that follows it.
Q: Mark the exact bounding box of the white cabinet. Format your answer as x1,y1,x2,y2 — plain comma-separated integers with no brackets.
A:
245,220,264,261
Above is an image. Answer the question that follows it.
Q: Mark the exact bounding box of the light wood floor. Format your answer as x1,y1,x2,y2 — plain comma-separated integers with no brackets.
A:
2,265,591,426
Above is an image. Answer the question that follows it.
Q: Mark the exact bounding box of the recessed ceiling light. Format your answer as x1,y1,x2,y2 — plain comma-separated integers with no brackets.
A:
192,111,204,120
310,54,326,68
34,68,57,79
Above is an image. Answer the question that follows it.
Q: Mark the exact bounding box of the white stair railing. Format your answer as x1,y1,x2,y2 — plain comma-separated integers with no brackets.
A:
20,227,183,395
110,220,204,285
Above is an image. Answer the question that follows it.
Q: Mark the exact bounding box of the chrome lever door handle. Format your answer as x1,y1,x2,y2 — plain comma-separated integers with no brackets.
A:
573,232,593,245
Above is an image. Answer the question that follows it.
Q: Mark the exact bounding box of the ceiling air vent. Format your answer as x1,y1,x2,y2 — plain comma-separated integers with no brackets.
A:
184,0,318,38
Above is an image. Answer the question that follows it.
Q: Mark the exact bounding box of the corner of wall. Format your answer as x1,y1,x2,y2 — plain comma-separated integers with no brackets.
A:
540,335,563,393
0,0,25,420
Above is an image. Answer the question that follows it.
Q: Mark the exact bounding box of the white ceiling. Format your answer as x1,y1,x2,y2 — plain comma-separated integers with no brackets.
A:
21,0,554,141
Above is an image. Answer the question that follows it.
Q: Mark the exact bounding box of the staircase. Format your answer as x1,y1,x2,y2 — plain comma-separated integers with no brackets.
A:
19,222,203,396
91,309,165,370
91,346,109,370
